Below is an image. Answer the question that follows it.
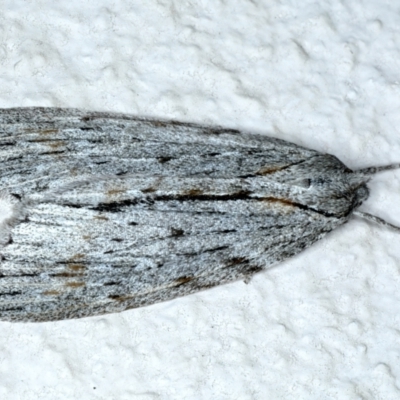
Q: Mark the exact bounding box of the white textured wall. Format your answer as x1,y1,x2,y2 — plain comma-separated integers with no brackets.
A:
1,1,400,399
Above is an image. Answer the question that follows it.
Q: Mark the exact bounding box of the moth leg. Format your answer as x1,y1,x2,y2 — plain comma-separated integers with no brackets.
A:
243,270,258,284
243,276,252,284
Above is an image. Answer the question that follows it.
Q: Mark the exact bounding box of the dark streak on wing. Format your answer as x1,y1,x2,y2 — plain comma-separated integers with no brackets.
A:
88,193,340,219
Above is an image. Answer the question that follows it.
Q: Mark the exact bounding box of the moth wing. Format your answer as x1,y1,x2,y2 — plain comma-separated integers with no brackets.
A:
0,108,339,322
0,202,341,322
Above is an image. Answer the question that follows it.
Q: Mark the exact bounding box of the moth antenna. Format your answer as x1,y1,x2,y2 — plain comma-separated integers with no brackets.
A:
353,211,400,232
356,163,400,176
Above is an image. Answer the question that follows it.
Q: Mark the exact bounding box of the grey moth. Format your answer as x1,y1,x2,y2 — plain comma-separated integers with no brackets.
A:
0,107,397,322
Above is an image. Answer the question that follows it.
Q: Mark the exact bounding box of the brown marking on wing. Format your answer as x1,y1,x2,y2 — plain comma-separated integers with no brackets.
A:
50,272,84,278
94,215,109,221
65,282,86,288
263,197,296,207
225,257,249,267
184,188,204,196
39,129,59,135
43,290,61,296
47,141,65,149
257,165,287,175
260,197,297,213
150,120,169,128
108,295,133,302
68,264,86,272
106,188,127,196
174,276,193,286
141,187,157,193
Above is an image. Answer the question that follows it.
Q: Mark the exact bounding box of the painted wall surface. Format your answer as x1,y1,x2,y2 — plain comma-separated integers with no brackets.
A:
0,1,400,399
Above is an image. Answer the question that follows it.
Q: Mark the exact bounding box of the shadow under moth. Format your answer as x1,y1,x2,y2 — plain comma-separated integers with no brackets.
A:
0,107,398,322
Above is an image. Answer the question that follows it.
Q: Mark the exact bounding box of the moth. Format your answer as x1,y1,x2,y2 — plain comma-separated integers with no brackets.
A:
0,107,398,322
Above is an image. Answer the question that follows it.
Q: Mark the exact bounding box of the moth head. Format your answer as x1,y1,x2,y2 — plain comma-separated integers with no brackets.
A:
349,162,400,232
339,178,371,219
349,182,370,208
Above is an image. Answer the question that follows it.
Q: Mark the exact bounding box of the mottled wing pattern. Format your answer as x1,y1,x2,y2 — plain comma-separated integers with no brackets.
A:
0,108,344,321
